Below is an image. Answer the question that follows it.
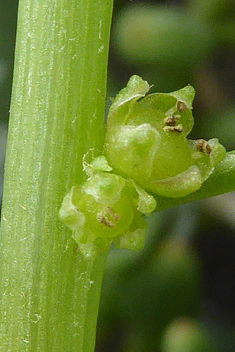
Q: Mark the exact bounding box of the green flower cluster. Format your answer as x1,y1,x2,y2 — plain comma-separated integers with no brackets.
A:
59,76,226,259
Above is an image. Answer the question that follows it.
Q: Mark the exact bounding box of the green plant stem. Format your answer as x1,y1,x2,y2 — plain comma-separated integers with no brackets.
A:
0,0,113,351
156,150,235,211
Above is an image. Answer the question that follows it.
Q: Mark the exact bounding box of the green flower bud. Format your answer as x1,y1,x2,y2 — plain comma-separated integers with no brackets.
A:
161,318,213,352
104,75,226,198
59,166,156,260
113,5,214,66
189,137,226,182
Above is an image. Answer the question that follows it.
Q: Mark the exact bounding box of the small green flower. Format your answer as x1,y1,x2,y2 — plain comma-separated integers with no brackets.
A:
60,75,226,259
104,75,226,197
59,154,156,259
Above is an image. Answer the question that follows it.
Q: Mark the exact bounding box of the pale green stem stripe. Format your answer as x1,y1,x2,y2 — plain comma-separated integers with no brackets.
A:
0,0,113,351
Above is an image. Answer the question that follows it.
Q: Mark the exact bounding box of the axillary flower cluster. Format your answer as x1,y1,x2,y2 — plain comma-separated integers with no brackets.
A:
59,75,226,259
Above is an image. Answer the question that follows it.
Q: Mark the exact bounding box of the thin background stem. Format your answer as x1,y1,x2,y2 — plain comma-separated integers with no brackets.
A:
0,0,113,351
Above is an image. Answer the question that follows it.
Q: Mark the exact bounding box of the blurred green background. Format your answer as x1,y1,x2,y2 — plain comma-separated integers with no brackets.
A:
1,1,235,351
